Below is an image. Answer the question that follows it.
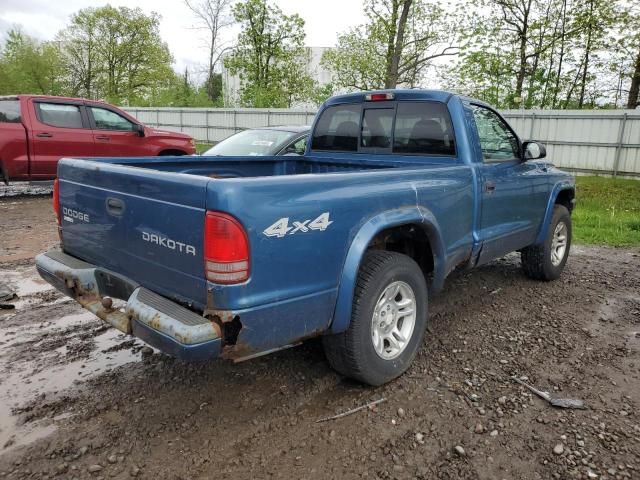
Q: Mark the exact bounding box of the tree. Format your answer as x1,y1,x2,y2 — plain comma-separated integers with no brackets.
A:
224,0,316,107
444,0,623,109
0,29,65,96
140,68,213,107
184,0,234,103
322,0,459,91
620,4,640,109
57,6,175,104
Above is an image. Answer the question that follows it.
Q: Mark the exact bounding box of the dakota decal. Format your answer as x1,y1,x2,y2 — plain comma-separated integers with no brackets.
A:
142,231,196,256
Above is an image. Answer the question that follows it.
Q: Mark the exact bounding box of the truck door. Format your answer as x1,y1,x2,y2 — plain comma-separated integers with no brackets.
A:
470,104,549,264
29,100,96,179
87,105,150,157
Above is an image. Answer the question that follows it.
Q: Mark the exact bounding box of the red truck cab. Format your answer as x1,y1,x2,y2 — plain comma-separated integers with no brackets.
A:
0,95,196,182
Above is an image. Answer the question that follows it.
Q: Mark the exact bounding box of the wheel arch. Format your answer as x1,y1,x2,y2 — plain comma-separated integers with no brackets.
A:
158,149,188,156
534,180,575,245
328,207,446,334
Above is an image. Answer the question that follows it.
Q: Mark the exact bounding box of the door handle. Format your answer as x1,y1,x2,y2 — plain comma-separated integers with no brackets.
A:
485,181,496,193
96,136,111,141
36,132,52,138
106,197,125,216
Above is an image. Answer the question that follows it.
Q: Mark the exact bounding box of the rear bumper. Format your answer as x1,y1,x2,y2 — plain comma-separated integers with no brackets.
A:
35,250,222,361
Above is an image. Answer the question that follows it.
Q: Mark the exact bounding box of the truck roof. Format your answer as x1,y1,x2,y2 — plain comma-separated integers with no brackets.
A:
324,89,481,106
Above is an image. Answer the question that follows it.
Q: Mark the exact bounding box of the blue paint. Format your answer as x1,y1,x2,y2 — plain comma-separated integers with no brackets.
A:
49,90,575,360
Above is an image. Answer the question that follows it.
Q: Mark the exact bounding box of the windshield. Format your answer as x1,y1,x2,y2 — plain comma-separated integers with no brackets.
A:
203,129,295,156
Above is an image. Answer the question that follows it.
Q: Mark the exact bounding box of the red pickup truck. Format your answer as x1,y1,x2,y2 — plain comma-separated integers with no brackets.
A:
0,95,196,182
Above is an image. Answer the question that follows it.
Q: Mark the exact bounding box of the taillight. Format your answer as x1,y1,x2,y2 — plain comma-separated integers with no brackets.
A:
204,212,249,284
53,178,60,225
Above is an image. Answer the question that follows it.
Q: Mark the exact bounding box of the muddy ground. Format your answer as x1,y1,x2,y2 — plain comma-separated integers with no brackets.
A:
0,193,638,480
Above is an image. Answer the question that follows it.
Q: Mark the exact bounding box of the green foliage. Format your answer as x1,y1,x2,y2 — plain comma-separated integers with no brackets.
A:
56,6,175,104
322,0,459,91
443,0,626,109
224,0,317,107
321,25,387,91
0,29,65,96
0,7,214,107
135,70,215,107
573,176,640,246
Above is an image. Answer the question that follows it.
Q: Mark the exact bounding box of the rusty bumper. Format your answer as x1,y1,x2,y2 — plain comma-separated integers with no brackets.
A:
35,250,222,361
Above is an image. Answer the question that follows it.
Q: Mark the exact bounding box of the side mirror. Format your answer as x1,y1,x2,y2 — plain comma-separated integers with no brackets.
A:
523,141,546,160
133,124,145,137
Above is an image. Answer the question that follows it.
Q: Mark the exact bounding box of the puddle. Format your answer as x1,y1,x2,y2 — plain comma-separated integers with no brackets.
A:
1,266,53,299
0,183,52,198
0,309,143,451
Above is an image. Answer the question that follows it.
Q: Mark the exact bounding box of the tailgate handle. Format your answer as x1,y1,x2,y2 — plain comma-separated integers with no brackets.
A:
106,197,125,216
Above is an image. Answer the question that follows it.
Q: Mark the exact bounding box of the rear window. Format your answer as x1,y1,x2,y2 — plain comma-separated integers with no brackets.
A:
0,100,21,123
311,101,456,156
37,103,83,129
393,102,455,155
311,104,361,152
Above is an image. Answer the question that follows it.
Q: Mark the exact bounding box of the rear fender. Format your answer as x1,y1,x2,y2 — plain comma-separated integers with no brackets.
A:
328,206,445,334
534,180,575,245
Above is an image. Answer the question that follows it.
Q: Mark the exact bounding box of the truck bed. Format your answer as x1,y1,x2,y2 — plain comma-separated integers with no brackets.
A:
91,154,417,178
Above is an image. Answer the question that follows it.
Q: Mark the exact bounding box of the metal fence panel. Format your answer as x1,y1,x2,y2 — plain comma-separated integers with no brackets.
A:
124,107,640,177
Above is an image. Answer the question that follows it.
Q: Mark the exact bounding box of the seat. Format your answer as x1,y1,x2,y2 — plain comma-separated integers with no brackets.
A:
333,120,359,151
407,119,446,153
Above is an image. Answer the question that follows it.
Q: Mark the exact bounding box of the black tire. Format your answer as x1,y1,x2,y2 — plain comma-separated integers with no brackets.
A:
521,205,572,281
322,251,428,386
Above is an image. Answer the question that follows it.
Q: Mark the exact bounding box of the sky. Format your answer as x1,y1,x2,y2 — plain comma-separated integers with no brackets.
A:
0,0,367,77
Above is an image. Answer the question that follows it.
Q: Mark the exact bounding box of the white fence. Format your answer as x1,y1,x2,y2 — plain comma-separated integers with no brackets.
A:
124,107,640,177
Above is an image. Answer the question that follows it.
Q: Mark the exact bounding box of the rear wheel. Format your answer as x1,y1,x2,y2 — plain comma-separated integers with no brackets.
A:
322,251,428,386
521,205,572,281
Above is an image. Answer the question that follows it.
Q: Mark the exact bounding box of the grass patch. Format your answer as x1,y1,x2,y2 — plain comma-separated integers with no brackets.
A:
195,143,215,154
573,176,640,246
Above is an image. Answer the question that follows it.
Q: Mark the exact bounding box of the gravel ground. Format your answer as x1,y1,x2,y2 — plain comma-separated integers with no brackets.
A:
0,195,638,480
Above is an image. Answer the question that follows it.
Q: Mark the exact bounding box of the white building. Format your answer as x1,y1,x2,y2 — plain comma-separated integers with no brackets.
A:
221,46,334,107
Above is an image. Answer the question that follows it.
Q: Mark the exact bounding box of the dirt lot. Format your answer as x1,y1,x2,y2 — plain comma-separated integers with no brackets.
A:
0,193,639,480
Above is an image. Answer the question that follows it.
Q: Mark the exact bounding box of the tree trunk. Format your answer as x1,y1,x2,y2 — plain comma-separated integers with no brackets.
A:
384,0,412,89
627,47,640,109
578,0,594,109
551,0,567,108
512,0,531,108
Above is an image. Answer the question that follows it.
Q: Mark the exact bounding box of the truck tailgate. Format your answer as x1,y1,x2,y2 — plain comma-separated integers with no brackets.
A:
57,159,210,309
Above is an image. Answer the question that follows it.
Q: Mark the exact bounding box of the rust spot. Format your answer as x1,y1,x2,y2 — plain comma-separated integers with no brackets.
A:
221,341,253,361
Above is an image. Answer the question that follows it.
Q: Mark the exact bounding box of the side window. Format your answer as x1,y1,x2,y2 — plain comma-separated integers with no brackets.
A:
283,136,307,155
37,103,83,129
393,102,456,156
311,104,361,152
0,100,21,123
90,107,135,131
471,105,520,161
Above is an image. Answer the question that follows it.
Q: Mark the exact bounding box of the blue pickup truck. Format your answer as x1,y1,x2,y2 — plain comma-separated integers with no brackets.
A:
36,90,575,385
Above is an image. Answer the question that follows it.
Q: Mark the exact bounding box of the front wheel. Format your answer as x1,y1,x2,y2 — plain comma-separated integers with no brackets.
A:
322,251,428,386
521,205,572,281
